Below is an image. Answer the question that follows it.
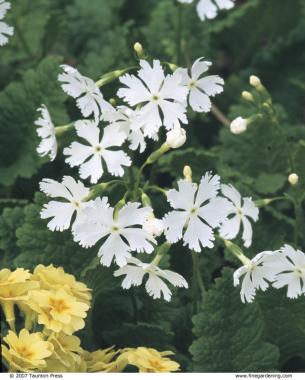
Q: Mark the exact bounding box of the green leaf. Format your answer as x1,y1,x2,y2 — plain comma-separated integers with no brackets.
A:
190,268,279,372
253,173,286,195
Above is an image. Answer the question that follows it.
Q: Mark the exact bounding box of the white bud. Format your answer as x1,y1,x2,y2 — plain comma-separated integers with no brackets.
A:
143,218,164,237
230,117,248,135
249,75,261,88
166,128,186,148
288,173,299,186
242,91,254,102
183,165,192,182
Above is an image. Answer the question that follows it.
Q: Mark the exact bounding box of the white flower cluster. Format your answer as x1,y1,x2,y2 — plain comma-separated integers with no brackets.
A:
234,245,305,303
178,0,235,21
34,55,262,303
0,0,13,46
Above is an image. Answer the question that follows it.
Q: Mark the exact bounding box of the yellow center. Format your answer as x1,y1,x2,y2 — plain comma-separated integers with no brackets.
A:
188,80,197,88
147,359,165,372
17,345,34,359
152,94,160,102
94,145,103,154
49,297,70,313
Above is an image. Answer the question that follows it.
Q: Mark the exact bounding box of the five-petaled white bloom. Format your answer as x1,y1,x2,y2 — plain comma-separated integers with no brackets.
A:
271,245,305,299
35,105,57,161
196,0,235,21
40,176,91,232
0,1,13,46
104,106,148,153
114,257,188,301
219,184,259,248
117,60,188,137
177,58,224,113
234,251,276,303
58,65,111,121
63,120,131,184
163,173,231,251
73,197,155,267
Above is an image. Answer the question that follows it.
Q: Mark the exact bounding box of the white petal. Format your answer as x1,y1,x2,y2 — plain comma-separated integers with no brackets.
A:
40,178,72,200
189,87,211,112
215,0,235,10
160,72,188,102
114,265,146,289
167,180,197,211
98,234,131,267
118,203,152,227
73,221,109,248
195,172,220,206
40,201,75,232
219,214,241,240
163,211,189,243
145,273,172,302
157,269,188,289
196,0,218,20
159,100,188,130
62,176,89,200
0,21,13,46
198,197,231,227
102,149,131,177
101,125,126,148
75,120,100,146
138,59,165,95
117,73,151,106
241,216,253,248
191,58,211,80
121,228,154,254
221,184,242,208
183,215,214,251
197,75,224,96
79,155,103,184
64,142,93,167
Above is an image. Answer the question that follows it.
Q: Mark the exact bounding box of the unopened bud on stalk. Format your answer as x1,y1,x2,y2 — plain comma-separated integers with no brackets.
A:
242,91,254,102
166,127,186,148
230,117,248,135
134,42,144,59
109,98,116,106
288,173,299,186
249,75,262,88
183,165,192,182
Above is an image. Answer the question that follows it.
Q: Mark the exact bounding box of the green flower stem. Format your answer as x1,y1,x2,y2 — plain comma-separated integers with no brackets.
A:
83,180,126,202
151,241,172,266
254,196,287,208
134,143,170,193
223,239,250,266
114,196,128,222
145,185,168,198
96,67,137,88
55,122,74,137
294,199,304,245
191,251,206,298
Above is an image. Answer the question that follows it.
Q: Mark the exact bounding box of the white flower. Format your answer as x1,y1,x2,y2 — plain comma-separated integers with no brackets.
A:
177,0,193,3
166,128,187,149
230,117,248,134
63,120,131,184
0,1,13,46
104,106,148,153
219,184,259,248
114,257,188,301
58,65,111,121
163,173,231,251
40,176,91,232
197,0,235,21
143,218,164,238
272,245,305,299
117,60,188,137
35,105,57,161
234,251,276,303
288,173,299,186
176,58,224,113
73,198,155,267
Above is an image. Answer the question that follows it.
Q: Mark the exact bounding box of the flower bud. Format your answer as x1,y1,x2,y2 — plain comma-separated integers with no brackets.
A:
134,42,144,58
166,128,186,148
183,165,192,182
230,117,248,135
143,218,164,237
288,173,299,186
242,91,254,102
249,75,261,88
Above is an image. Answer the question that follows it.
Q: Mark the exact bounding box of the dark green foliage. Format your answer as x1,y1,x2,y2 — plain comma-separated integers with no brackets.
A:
190,268,280,372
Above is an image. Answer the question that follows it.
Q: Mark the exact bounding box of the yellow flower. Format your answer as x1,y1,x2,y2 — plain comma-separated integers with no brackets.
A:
0,268,39,330
32,264,91,305
124,347,180,373
45,332,84,372
26,288,89,335
2,329,53,372
82,347,128,372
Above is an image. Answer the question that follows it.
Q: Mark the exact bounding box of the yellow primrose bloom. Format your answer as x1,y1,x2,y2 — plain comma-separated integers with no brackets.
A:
45,332,84,372
0,268,39,330
32,264,91,305
2,329,53,372
26,288,89,335
124,347,180,373
82,347,128,372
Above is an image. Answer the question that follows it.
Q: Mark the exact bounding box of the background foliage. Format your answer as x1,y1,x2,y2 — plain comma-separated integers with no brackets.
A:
1,0,305,372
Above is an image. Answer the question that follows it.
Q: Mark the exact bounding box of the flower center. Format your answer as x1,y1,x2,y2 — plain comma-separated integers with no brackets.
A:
148,359,165,372
111,225,120,233
72,200,81,209
151,94,160,103
16,345,34,359
188,79,197,88
94,145,103,154
190,207,198,216
294,267,304,277
49,297,70,313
